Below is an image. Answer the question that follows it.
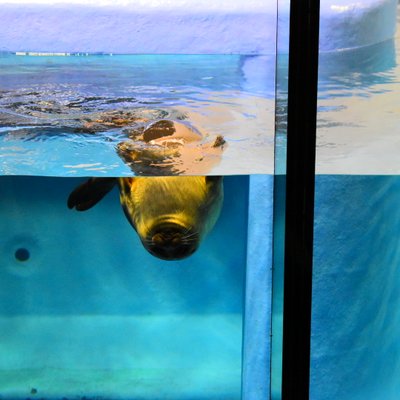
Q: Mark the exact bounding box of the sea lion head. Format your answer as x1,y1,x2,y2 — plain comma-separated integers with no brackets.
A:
118,176,223,260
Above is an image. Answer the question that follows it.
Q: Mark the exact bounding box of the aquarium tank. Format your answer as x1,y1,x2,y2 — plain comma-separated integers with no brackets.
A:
1,0,399,399
0,0,276,399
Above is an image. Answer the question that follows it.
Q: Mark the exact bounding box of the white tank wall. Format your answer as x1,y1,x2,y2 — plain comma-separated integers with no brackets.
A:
0,0,397,54
319,0,397,52
0,0,276,55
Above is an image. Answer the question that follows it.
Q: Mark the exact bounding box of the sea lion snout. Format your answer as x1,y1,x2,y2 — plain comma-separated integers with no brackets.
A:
145,223,199,261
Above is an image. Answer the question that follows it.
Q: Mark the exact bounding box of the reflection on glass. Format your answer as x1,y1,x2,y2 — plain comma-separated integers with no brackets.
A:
270,0,290,398
312,0,400,399
316,1,399,174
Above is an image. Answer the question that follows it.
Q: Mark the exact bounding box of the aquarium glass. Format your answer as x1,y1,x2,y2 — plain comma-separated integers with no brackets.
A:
311,0,400,399
270,0,290,398
0,0,279,399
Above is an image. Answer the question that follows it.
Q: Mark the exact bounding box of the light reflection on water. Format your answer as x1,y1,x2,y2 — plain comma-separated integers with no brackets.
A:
274,10,400,175
315,11,400,174
2,5,399,177
0,54,275,176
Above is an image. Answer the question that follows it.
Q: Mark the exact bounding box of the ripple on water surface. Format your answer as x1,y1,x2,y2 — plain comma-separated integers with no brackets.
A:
0,54,275,176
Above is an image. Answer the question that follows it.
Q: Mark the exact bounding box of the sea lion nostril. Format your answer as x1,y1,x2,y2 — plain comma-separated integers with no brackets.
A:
150,223,186,245
146,223,198,260
171,235,182,246
152,233,165,246
151,230,183,247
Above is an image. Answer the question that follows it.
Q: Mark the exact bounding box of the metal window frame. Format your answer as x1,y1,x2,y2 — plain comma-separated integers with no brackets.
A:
281,0,320,399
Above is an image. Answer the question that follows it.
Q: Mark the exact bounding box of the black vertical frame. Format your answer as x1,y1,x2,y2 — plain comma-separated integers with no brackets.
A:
281,0,320,399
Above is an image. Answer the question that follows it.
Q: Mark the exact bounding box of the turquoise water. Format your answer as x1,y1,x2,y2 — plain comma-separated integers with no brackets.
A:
0,51,274,399
0,175,249,399
0,54,275,176
0,54,273,94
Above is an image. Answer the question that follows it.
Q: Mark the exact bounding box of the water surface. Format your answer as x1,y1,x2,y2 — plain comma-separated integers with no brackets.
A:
0,54,275,176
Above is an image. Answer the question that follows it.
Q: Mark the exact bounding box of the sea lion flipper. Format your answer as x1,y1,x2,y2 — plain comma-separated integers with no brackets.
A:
68,178,117,211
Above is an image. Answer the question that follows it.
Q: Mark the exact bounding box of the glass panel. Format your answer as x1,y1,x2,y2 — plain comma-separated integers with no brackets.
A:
0,0,280,399
311,0,400,398
270,0,291,398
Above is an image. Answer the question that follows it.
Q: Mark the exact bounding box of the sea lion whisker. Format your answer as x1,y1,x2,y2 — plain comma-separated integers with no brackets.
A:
182,231,199,239
181,238,197,244
183,226,193,235
181,240,196,246
181,236,198,243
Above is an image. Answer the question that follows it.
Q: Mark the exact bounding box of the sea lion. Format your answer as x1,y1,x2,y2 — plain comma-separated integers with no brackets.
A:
68,176,223,260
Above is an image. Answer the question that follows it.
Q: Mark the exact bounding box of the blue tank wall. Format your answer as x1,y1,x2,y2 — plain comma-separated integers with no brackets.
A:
311,175,400,400
0,176,247,316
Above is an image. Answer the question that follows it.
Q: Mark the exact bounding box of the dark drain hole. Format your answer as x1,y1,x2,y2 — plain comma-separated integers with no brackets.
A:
15,248,30,262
